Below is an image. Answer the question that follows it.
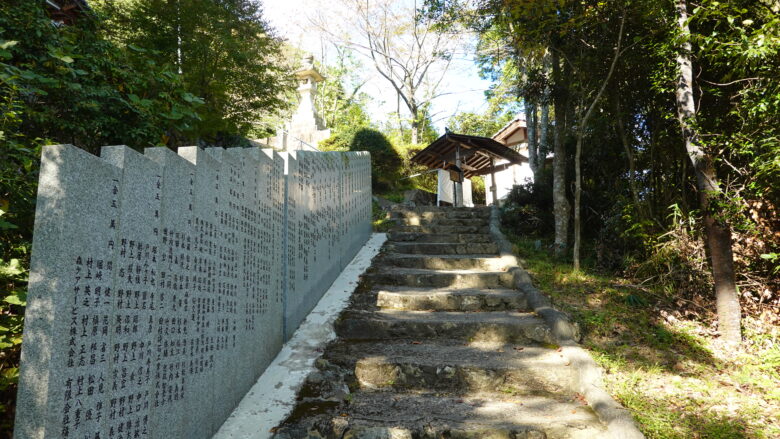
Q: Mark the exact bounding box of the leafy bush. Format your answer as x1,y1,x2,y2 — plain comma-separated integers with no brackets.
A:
92,0,291,143
350,129,403,192
500,170,554,236
0,2,203,153
631,205,712,301
321,127,403,193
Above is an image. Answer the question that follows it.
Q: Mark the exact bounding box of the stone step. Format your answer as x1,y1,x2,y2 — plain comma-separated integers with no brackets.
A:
289,392,606,438
394,206,492,212
324,340,575,396
387,242,498,255
391,224,491,234
375,286,528,311
390,208,491,220
387,232,494,243
384,254,507,271
335,310,555,345
391,217,490,227
367,268,512,288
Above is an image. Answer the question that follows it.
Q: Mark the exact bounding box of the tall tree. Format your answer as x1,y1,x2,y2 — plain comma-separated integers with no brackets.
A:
315,46,370,129
523,56,550,186
550,49,570,257
572,10,626,269
314,0,457,144
674,0,741,345
93,0,291,144
525,98,538,174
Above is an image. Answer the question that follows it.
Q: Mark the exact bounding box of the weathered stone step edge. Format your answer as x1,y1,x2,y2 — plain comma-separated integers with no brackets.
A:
389,210,491,220
371,267,509,275
325,339,561,365
354,357,573,396
321,340,576,395
367,268,513,288
391,225,491,234
335,392,605,438
335,310,556,345
383,254,508,270
392,206,491,212
387,232,494,243
390,218,491,227
376,287,529,311
386,242,499,255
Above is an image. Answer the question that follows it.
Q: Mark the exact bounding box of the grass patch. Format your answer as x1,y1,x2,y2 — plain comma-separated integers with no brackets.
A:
506,232,780,439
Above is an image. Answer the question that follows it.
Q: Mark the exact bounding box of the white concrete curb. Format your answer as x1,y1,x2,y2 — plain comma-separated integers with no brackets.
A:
213,233,387,439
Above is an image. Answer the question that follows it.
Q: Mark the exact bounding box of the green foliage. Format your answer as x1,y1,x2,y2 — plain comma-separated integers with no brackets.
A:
371,201,393,232
92,0,292,144
0,257,25,357
427,0,779,307
501,203,547,236
0,254,28,432
0,1,203,152
350,129,403,192
0,1,290,429
316,46,373,132
689,0,780,200
505,232,780,438
500,171,554,237
320,127,403,193
446,109,513,138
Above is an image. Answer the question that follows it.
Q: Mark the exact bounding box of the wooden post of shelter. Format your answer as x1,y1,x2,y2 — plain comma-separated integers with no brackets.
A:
454,143,464,207
489,158,498,205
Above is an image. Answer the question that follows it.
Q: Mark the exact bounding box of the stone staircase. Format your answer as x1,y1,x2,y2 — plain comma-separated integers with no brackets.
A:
273,207,609,439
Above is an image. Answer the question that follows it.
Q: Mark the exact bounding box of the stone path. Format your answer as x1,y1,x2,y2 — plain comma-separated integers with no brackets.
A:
273,207,610,438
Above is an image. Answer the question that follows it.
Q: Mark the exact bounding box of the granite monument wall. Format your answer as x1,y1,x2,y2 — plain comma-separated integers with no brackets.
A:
14,144,372,439
282,151,372,337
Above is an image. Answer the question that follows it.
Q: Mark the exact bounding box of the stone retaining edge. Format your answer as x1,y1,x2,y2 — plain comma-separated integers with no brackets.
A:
489,206,645,439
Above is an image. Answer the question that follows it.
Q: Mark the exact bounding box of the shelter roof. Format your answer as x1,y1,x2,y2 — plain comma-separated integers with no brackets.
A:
492,117,527,146
411,132,528,178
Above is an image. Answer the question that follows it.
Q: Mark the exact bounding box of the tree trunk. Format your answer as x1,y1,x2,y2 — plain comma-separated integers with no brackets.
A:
614,95,643,216
573,109,583,269
526,97,538,177
539,53,551,164
572,11,624,270
674,0,741,346
551,50,570,257
539,103,549,163
410,102,419,144
411,119,419,144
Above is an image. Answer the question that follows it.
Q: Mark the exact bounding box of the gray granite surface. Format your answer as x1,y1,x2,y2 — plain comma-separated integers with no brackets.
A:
14,144,371,439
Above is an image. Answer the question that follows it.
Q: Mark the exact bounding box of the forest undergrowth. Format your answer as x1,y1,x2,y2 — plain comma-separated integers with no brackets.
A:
505,231,780,438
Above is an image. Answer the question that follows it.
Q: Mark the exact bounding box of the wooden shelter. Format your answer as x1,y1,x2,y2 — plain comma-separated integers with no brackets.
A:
411,132,528,206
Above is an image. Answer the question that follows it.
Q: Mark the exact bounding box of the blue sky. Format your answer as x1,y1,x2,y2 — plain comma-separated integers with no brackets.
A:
260,0,493,134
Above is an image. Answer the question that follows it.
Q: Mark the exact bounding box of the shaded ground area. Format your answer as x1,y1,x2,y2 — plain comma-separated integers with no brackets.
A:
506,234,780,439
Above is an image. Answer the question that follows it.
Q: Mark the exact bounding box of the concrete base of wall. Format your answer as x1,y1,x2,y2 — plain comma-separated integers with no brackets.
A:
213,233,387,439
